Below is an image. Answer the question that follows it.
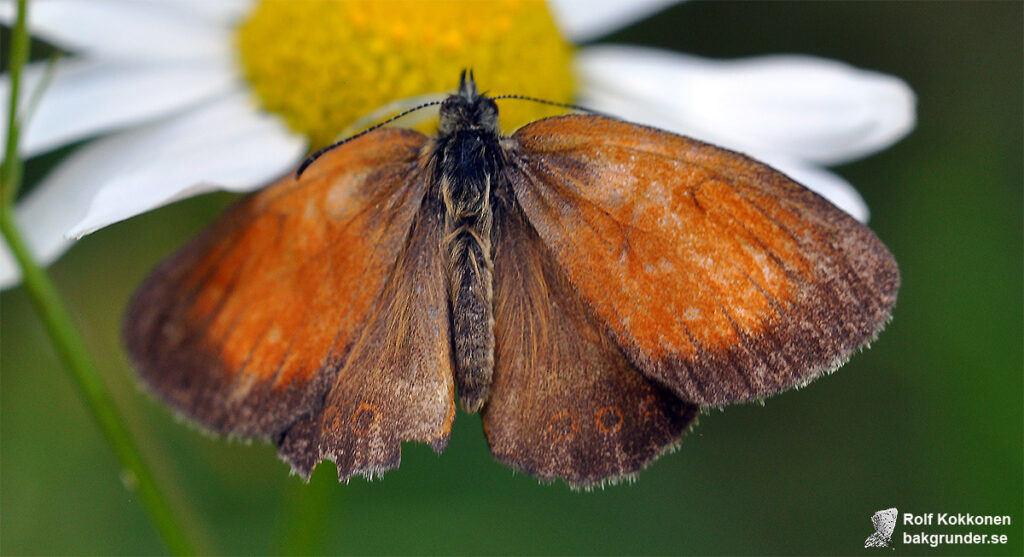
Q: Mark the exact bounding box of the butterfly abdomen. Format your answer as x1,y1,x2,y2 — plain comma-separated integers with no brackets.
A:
436,127,503,413
446,220,494,414
433,75,507,414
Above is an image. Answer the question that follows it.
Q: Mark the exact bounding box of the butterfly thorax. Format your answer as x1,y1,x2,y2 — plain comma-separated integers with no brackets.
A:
434,74,503,413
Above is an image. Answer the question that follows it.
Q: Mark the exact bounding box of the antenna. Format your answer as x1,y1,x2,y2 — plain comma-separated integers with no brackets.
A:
491,94,607,118
296,98,445,178
296,73,607,178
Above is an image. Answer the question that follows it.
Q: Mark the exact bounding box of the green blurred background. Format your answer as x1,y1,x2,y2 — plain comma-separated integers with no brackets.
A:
2,1,1021,555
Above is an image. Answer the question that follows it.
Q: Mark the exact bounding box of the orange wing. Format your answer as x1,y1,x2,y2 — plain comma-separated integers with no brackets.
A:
124,129,455,479
506,115,899,406
483,199,697,486
278,197,455,479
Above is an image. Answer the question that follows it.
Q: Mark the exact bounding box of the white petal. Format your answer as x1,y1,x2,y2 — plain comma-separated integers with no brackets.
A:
66,91,305,238
576,46,916,165
0,0,232,61
754,154,870,222
0,124,142,289
1,57,237,158
151,0,253,25
548,0,680,43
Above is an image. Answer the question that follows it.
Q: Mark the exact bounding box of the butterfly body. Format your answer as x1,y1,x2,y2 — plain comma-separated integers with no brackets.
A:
125,71,898,486
434,76,502,412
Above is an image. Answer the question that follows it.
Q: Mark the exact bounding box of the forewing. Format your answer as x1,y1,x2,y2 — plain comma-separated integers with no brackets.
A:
507,115,900,406
483,199,697,487
278,197,455,480
124,128,433,439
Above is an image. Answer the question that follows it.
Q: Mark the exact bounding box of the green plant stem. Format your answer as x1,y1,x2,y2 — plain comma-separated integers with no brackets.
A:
0,211,197,556
1,0,29,205
0,209,197,555
1,1,195,554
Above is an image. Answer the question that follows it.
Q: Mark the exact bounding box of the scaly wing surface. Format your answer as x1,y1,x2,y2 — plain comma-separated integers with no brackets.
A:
125,129,455,479
506,115,899,406
484,198,698,486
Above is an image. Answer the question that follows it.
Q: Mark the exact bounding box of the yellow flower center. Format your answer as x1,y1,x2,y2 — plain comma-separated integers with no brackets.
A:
235,0,576,149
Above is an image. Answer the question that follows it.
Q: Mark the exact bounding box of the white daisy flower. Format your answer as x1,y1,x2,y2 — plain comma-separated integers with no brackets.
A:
0,0,915,289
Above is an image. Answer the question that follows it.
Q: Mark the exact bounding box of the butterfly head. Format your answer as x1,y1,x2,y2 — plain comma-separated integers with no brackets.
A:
439,69,499,137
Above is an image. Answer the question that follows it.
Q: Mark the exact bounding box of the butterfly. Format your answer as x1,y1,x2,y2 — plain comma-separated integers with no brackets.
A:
124,70,899,487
